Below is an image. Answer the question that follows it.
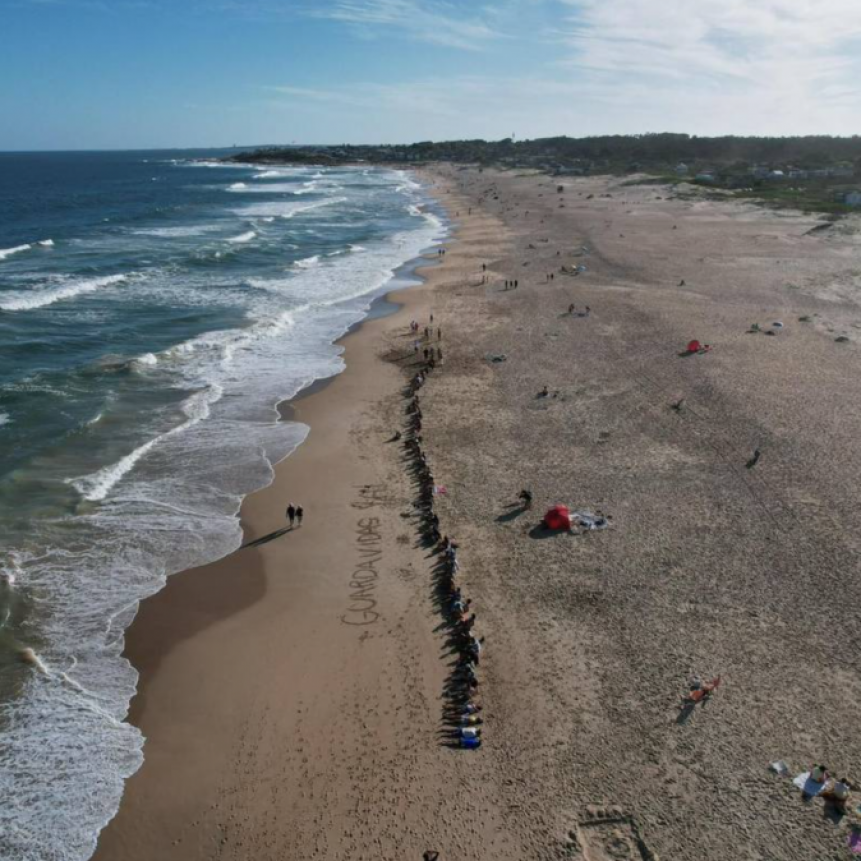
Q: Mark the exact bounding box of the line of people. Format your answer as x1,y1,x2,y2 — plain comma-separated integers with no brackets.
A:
402,322,484,750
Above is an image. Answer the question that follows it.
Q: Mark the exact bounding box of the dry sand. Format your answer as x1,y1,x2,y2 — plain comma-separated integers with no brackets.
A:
95,166,861,861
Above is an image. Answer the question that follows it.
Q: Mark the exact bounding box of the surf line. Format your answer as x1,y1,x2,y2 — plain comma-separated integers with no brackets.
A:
342,489,386,626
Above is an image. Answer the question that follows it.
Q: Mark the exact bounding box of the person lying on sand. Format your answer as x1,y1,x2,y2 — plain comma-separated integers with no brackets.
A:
820,778,851,811
811,764,829,783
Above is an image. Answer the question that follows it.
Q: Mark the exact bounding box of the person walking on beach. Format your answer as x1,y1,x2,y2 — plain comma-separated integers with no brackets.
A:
286,504,296,528
296,506,304,527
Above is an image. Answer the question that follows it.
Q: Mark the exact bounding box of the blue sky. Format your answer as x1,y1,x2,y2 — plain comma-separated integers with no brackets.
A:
3,0,861,150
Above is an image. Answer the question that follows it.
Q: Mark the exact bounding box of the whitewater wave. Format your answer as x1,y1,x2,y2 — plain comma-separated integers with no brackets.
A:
0,411,11,427
0,244,32,261
293,255,320,270
131,353,158,370
68,384,224,502
227,231,256,244
233,197,347,220
187,161,249,169
0,274,128,312
228,182,313,195
131,225,222,238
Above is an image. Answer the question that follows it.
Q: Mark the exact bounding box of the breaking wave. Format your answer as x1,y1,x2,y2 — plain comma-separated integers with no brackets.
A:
0,274,128,312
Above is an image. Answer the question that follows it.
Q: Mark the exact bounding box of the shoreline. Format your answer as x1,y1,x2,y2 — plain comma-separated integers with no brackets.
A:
91,170,471,860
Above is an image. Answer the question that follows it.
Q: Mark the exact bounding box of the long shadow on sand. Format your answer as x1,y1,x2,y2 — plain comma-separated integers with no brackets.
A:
496,505,528,524
241,527,292,549
528,524,572,540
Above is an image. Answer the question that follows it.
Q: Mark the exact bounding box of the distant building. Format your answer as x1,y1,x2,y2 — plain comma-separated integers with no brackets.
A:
788,168,809,179
694,172,716,184
767,169,785,180
832,164,855,178
675,162,689,176
845,191,861,207
750,165,770,179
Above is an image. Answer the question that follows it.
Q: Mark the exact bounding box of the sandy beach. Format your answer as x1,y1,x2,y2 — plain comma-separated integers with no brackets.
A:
95,165,861,861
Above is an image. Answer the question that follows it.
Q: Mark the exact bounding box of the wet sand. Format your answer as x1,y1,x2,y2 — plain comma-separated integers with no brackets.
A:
96,166,861,861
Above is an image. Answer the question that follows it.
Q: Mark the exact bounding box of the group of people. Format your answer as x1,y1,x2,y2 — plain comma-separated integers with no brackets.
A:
402,319,484,750
285,504,304,528
805,765,852,812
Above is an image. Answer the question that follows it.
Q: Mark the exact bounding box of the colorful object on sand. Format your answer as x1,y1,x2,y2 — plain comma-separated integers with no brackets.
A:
543,505,571,530
689,675,721,702
685,339,711,354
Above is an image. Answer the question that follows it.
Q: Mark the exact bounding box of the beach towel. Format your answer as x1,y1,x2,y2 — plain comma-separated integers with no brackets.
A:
848,831,861,855
433,486,447,495
793,772,825,796
571,511,610,531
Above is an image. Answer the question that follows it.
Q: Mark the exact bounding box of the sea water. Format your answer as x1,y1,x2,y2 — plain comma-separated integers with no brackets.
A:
0,150,446,860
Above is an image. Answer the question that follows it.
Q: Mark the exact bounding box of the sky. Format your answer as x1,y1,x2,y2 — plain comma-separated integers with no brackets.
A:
2,0,861,150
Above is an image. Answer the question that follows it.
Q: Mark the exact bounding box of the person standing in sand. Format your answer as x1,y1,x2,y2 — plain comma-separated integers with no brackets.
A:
296,506,304,527
286,504,296,528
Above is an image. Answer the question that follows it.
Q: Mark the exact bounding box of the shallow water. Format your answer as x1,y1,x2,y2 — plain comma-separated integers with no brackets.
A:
0,150,445,861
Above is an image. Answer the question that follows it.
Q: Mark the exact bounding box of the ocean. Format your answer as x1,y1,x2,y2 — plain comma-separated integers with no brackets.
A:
0,150,445,860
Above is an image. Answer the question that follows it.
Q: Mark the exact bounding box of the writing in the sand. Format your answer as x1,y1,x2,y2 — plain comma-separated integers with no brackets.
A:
352,483,387,510
341,514,384,627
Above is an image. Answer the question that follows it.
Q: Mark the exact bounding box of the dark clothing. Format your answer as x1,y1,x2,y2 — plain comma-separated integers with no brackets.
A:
286,505,296,526
296,506,304,525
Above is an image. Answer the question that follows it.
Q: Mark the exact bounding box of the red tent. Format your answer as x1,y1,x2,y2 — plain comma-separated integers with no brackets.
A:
543,505,570,530
686,339,701,353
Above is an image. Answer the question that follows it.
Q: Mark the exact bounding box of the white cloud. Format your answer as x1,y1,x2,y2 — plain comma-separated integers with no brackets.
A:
558,0,861,128
269,0,861,139
309,0,506,50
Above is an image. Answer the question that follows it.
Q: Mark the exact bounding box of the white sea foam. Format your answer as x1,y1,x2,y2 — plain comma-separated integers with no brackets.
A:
228,181,311,194
0,244,32,260
233,197,347,220
253,170,283,179
133,353,158,369
0,411,11,427
227,230,257,244
130,225,221,238
38,239,55,248
69,384,224,502
187,160,249,169
0,274,127,312
293,254,320,270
